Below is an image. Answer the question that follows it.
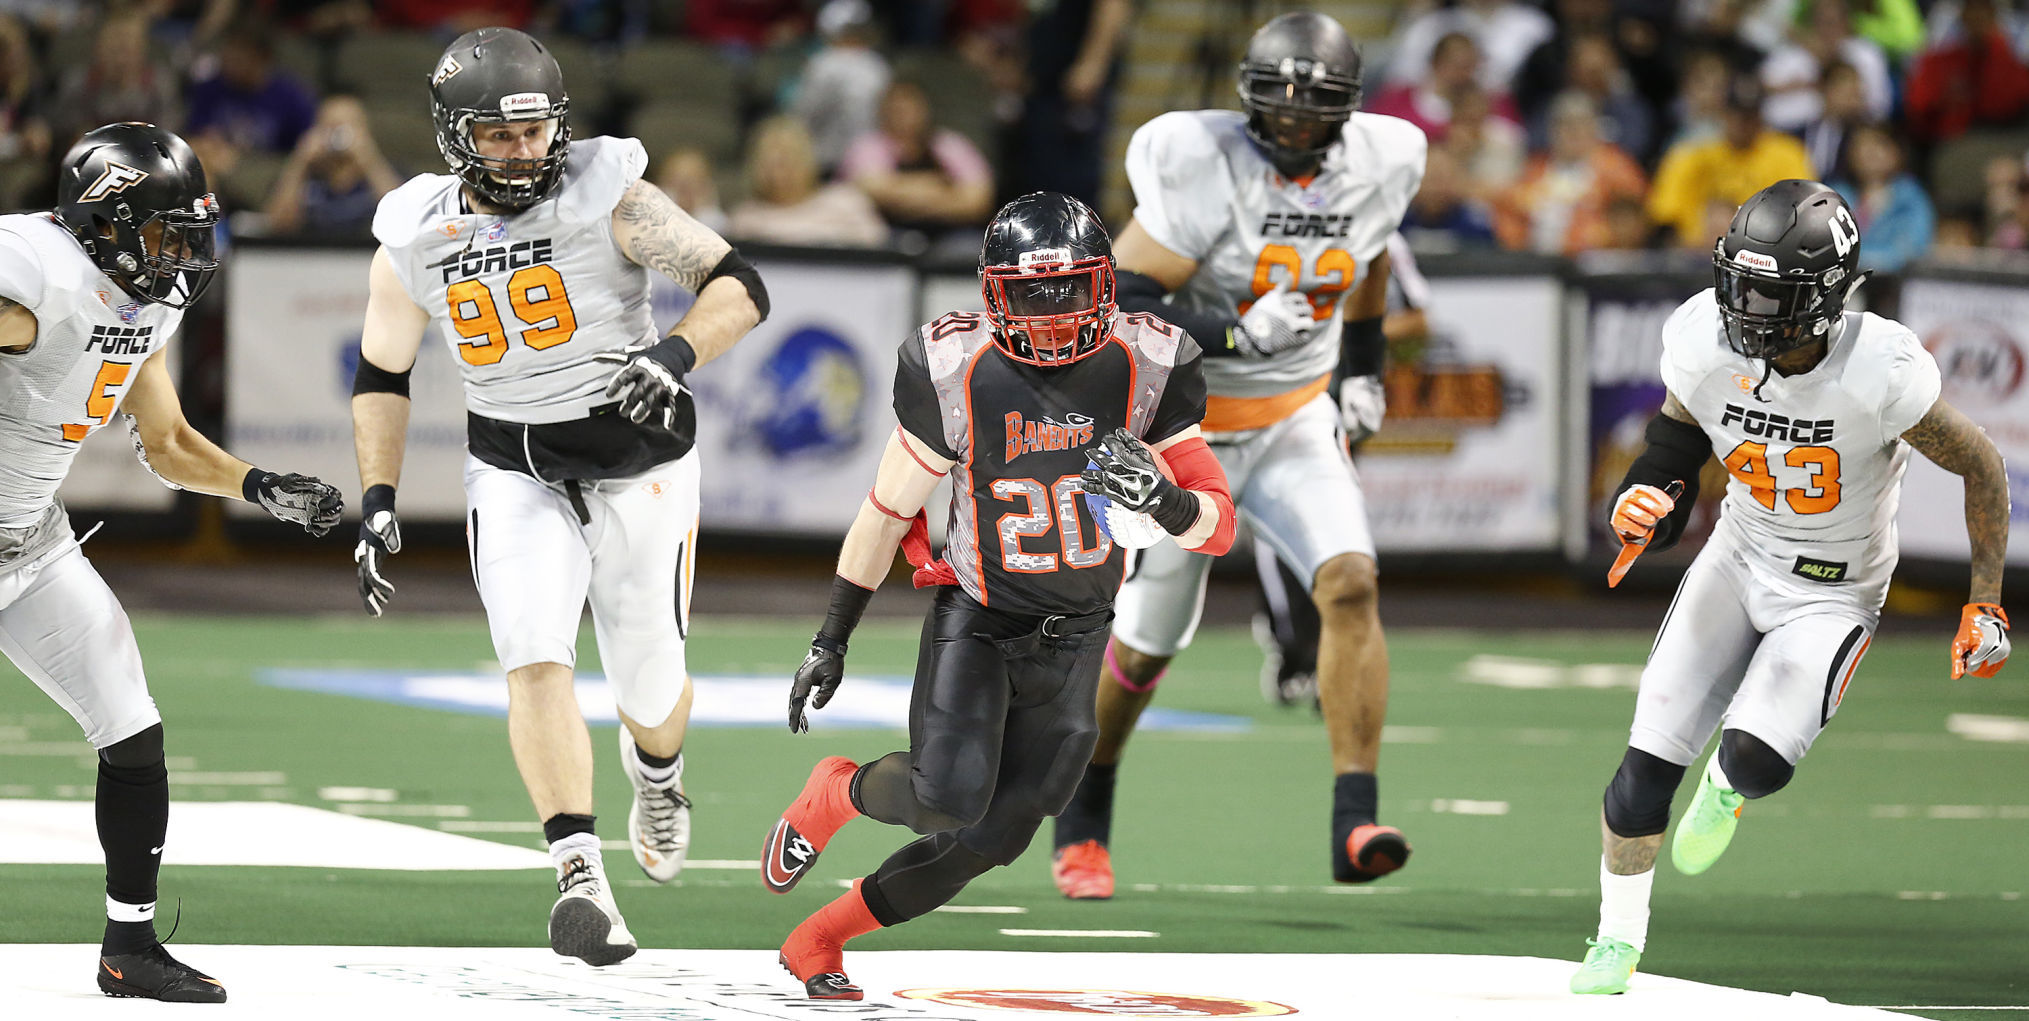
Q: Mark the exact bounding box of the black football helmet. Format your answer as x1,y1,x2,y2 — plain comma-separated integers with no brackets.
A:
1237,11,1363,178
55,122,219,309
430,27,571,211
1712,179,1864,361
979,192,1117,367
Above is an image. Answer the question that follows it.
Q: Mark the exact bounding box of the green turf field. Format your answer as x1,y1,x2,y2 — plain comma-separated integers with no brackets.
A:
1,613,2024,1019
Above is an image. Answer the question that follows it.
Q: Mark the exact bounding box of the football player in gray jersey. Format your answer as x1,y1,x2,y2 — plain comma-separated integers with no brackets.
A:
0,123,343,1003
347,28,767,966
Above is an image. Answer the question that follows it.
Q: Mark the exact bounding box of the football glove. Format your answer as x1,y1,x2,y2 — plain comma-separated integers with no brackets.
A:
788,635,846,733
248,471,344,537
1337,375,1386,445
1952,602,2010,679
1230,280,1316,358
1081,428,1199,535
1610,483,1677,544
595,335,695,437
354,485,401,617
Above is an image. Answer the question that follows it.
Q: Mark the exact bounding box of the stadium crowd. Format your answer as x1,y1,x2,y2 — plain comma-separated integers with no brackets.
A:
4,0,2029,283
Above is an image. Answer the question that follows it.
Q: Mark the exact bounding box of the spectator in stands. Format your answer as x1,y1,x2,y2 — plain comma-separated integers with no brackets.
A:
1667,49,1733,148
792,0,889,174
685,0,808,52
261,94,401,238
1514,0,1675,133
1925,0,2029,59
1830,123,1934,273
1984,154,2026,240
1370,32,1519,143
842,79,994,246
50,8,179,147
1446,81,1527,198
1400,145,1498,249
1002,0,1131,209
1758,0,1891,133
729,116,887,246
1600,194,1656,249
1546,30,1654,163
1848,0,1926,60
654,147,728,233
1648,74,1814,247
1906,0,2029,146
1935,212,1984,252
0,13,49,210
185,22,320,209
1496,91,1648,256
1800,60,1867,185
1382,0,1554,93
373,0,532,34
1675,0,1770,73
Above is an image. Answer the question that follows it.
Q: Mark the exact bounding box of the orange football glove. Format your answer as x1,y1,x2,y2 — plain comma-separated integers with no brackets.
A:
1610,484,1678,544
1952,603,2011,679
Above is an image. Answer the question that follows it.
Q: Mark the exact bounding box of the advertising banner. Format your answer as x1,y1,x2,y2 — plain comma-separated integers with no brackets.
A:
1892,276,2029,564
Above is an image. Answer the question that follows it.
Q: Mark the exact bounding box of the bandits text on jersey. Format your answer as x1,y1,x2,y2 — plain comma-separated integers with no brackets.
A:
1258,211,1356,238
438,237,555,284
1718,403,1835,444
84,324,155,356
1005,411,1097,461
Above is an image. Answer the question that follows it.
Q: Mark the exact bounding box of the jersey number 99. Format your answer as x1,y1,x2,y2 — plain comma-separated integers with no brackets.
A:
446,265,578,366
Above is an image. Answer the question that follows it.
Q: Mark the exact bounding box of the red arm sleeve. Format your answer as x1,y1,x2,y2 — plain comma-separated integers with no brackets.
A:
1158,436,1236,556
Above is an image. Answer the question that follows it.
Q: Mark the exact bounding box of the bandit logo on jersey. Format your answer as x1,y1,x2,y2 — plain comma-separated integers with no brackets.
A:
1005,411,1095,460
896,988,1296,1017
79,161,149,202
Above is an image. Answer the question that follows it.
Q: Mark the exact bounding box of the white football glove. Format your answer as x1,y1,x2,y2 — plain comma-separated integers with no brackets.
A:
1231,280,1316,358
1338,375,1386,445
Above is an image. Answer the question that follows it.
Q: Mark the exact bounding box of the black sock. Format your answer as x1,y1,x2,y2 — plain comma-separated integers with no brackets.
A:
102,918,156,956
96,733,168,913
1333,772,1379,832
634,745,678,770
1052,762,1118,849
542,813,597,844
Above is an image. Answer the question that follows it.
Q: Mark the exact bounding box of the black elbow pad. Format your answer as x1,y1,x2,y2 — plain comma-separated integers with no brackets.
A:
706,248,769,322
352,354,412,398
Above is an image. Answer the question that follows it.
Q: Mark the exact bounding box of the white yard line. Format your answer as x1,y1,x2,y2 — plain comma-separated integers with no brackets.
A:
999,928,1157,938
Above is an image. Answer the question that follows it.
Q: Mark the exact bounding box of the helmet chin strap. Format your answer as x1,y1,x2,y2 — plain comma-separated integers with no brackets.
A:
1749,315,1847,403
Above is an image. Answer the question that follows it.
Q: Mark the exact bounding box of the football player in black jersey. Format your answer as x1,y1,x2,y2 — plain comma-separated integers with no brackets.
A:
754,192,1237,1000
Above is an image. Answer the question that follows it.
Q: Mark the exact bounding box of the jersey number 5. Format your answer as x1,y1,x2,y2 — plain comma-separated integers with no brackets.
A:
61,360,132,442
446,265,578,366
1722,440,1842,513
1239,244,1357,321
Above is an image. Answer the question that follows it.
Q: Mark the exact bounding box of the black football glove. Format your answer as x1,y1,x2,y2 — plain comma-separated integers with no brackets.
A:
1080,428,1199,535
354,485,401,617
246,470,344,537
788,635,846,734
594,335,696,437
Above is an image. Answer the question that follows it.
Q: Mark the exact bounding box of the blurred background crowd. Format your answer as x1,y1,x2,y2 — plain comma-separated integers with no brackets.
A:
7,0,2029,296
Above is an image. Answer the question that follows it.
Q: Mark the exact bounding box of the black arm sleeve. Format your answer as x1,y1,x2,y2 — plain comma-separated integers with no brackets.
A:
1336,315,1387,381
892,333,958,460
1616,412,1711,552
1116,269,1242,358
1144,335,1209,445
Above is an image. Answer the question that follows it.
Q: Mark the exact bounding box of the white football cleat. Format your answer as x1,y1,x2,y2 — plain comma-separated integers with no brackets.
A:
549,852,637,966
619,726,691,883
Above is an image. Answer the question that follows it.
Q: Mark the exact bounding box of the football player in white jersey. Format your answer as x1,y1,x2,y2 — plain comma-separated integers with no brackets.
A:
347,28,767,966
1572,180,2011,995
1051,11,1426,897
0,122,344,1002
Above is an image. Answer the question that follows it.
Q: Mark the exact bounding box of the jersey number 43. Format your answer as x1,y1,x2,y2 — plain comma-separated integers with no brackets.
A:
446,265,578,366
1722,440,1842,513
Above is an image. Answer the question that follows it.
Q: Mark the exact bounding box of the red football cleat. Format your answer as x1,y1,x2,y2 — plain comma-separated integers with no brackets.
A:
1334,823,1411,883
1052,839,1114,900
762,756,860,894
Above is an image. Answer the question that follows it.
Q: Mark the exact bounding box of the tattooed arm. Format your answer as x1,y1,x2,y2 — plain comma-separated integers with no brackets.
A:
611,177,759,369
1903,398,2010,604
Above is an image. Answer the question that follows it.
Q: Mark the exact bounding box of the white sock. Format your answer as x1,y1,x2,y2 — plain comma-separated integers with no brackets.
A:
634,749,679,787
549,832,602,874
1705,753,1735,793
106,897,155,924
1597,856,1654,952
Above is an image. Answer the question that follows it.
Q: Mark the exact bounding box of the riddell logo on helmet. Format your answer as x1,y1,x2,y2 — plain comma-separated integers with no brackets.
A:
498,92,550,116
896,988,1296,1017
1732,250,1779,272
79,161,149,202
1019,247,1072,270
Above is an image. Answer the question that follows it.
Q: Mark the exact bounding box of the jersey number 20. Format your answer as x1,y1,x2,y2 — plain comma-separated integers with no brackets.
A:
993,475,1110,572
446,265,578,366
1722,440,1842,513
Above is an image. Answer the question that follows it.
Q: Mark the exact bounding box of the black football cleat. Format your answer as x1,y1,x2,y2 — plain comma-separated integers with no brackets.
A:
779,952,862,1000
98,942,227,1003
1333,823,1411,884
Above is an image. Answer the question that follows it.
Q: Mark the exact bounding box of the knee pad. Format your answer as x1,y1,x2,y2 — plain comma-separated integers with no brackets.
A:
99,723,164,772
958,811,1045,866
1718,729,1795,799
1603,746,1685,838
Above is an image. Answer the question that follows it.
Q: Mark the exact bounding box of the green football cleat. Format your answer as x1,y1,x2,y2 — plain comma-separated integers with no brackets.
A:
1570,937,1641,995
1671,764,1745,875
